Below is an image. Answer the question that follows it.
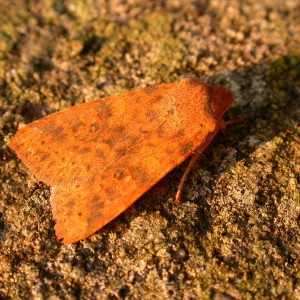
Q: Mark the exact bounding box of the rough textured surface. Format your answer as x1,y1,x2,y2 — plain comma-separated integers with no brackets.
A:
0,0,299,299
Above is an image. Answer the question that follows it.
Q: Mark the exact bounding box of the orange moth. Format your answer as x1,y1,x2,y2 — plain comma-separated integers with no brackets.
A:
10,78,234,244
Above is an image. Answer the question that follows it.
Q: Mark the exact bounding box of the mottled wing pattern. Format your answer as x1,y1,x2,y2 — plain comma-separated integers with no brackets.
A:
10,79,218,244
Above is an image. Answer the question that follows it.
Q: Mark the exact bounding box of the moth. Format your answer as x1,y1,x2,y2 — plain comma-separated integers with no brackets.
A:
10,78,234,244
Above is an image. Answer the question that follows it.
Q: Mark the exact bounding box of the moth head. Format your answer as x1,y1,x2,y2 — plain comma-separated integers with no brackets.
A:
207,84,234,120
180,78,234,120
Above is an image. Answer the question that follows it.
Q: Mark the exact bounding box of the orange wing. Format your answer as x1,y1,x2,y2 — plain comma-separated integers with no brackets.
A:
10,79,230,244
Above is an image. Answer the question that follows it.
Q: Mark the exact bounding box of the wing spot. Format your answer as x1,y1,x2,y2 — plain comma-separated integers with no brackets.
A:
113,169,126,180
175,129,185,138
89,122,100,133
40,123,63,135
112,126,125,137
157,124,169,138
80,147,90,153
141,129,149,135
102,138,115,148
65,200,75,208
95,201,104,210
130,166,150,185
146,110,158,121
144,85,159,94
39,153,49,161
168,107,175,115
105,186,118,196
56,133,68,142
45,125,64,136
87,206,104,229
115,147,127,158
180,142,194,156
96,149,105,158
71,145,80,152
130,136,139,144
92,195,101,202
96,101,112,119
154,95,163,101
88,177,96,184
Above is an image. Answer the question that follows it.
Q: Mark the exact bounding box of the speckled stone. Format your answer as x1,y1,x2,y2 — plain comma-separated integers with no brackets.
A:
0,1,299,299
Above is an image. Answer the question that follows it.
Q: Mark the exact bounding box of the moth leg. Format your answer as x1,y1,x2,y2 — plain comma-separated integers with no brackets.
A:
220,117,245,132
175,150,203,204
175,116,244,203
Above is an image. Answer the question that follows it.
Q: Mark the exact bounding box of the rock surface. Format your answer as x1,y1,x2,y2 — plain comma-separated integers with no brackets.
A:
0,1,299,299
